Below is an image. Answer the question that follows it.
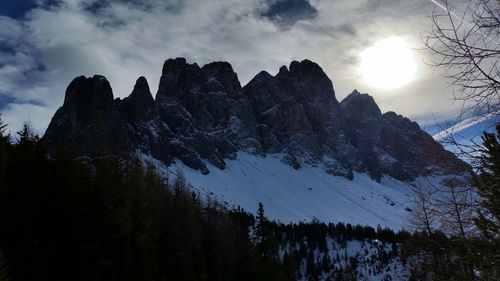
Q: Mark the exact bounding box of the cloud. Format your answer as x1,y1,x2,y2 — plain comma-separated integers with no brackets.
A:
1,103,54,136
0,0,463,135
260,0,318,27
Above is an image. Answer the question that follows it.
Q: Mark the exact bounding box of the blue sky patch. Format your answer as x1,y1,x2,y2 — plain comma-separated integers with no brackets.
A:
0,0,37,19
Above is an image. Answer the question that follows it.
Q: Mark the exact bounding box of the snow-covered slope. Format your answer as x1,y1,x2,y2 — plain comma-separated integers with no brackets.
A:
142,152,415,230
280,237,409,281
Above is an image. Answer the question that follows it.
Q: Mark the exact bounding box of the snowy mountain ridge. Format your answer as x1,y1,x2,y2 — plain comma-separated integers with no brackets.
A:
42,58,469,229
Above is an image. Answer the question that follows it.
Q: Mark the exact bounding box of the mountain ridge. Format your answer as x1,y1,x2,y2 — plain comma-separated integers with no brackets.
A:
43,58,467,182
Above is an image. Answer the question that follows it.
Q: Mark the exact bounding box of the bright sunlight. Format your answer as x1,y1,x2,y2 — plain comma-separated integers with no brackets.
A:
358,37,417,90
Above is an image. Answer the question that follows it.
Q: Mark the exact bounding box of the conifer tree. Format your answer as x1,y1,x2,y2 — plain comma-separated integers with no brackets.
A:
0,115,7,137
254,202,276,257
472,125,500,238
471,125,500,280
16,122,38,144
254,202,266,243
0,115,11,195
0,250,8,281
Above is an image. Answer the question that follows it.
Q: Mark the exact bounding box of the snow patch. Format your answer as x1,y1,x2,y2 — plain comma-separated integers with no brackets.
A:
142,152,416,230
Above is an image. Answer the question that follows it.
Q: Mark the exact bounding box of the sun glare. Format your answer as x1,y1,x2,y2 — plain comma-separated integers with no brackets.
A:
358,37,417,90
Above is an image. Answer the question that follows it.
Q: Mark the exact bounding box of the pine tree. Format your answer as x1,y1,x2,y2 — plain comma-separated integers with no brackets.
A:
0,115,11,198
256,202,266,232
471,124,500,280
0,115,6,137
254,202,269,255
0,250,8,281
472,125,500,238
16,122,38,145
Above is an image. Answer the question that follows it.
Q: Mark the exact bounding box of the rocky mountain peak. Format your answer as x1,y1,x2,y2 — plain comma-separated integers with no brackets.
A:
277,65,289,76
45,74,132,158
289,59,323,75
340,90,382,121
59,75,116,137
44,58,468,182
253,70,274,81
63,75,114,109
134,75,149,89
122,76,155,122
346,89,361,98
161,57,199,75
200,61,241,94
157,58,203,101
130,76,153,102
276,59,339,106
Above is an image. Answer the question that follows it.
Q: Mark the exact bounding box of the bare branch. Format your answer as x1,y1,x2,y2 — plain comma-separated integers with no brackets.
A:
425,0,500,117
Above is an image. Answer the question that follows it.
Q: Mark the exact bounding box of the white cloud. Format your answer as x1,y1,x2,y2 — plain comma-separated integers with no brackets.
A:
0,0,463,134
1,103,55,136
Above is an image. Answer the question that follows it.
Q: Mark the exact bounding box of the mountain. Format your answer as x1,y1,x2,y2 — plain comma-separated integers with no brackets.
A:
43,58,468,228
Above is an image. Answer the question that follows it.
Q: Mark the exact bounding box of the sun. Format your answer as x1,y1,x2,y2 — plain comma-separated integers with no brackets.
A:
358,37,417,90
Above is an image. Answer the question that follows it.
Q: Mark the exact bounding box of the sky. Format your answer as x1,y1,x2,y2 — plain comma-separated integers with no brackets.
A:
0,0,468,135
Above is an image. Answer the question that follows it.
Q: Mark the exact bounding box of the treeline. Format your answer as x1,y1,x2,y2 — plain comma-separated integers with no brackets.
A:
232,207,410,280
0,122,291,281
272,222,408,281
272,221,410,247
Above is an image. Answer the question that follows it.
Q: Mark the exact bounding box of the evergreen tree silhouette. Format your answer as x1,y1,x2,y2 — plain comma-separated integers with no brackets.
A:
471,125,500,280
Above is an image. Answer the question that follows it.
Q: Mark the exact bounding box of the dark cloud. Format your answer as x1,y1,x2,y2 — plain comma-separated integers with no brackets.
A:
80,0,184,28
260,0,318,27
83,0,182,14
84,0,151,13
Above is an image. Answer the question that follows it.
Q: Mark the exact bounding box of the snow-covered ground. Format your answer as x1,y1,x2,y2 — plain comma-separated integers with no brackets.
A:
142,152,416,230
279,237,409,281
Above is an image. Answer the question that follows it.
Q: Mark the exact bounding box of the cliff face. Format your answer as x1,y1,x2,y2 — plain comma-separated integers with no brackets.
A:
43,58,467,181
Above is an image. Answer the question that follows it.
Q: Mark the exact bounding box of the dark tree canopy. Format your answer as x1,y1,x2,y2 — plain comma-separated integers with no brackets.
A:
0,123,292,281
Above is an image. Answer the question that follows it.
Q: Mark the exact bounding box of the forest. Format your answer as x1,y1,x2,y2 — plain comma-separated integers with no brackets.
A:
0,118,498,281
0,121,292,281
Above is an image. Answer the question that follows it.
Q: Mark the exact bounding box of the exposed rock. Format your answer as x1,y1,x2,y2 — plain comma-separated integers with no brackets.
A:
121,76,155,122
44,75,132,157
341,89,382,123
243,60,356,177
